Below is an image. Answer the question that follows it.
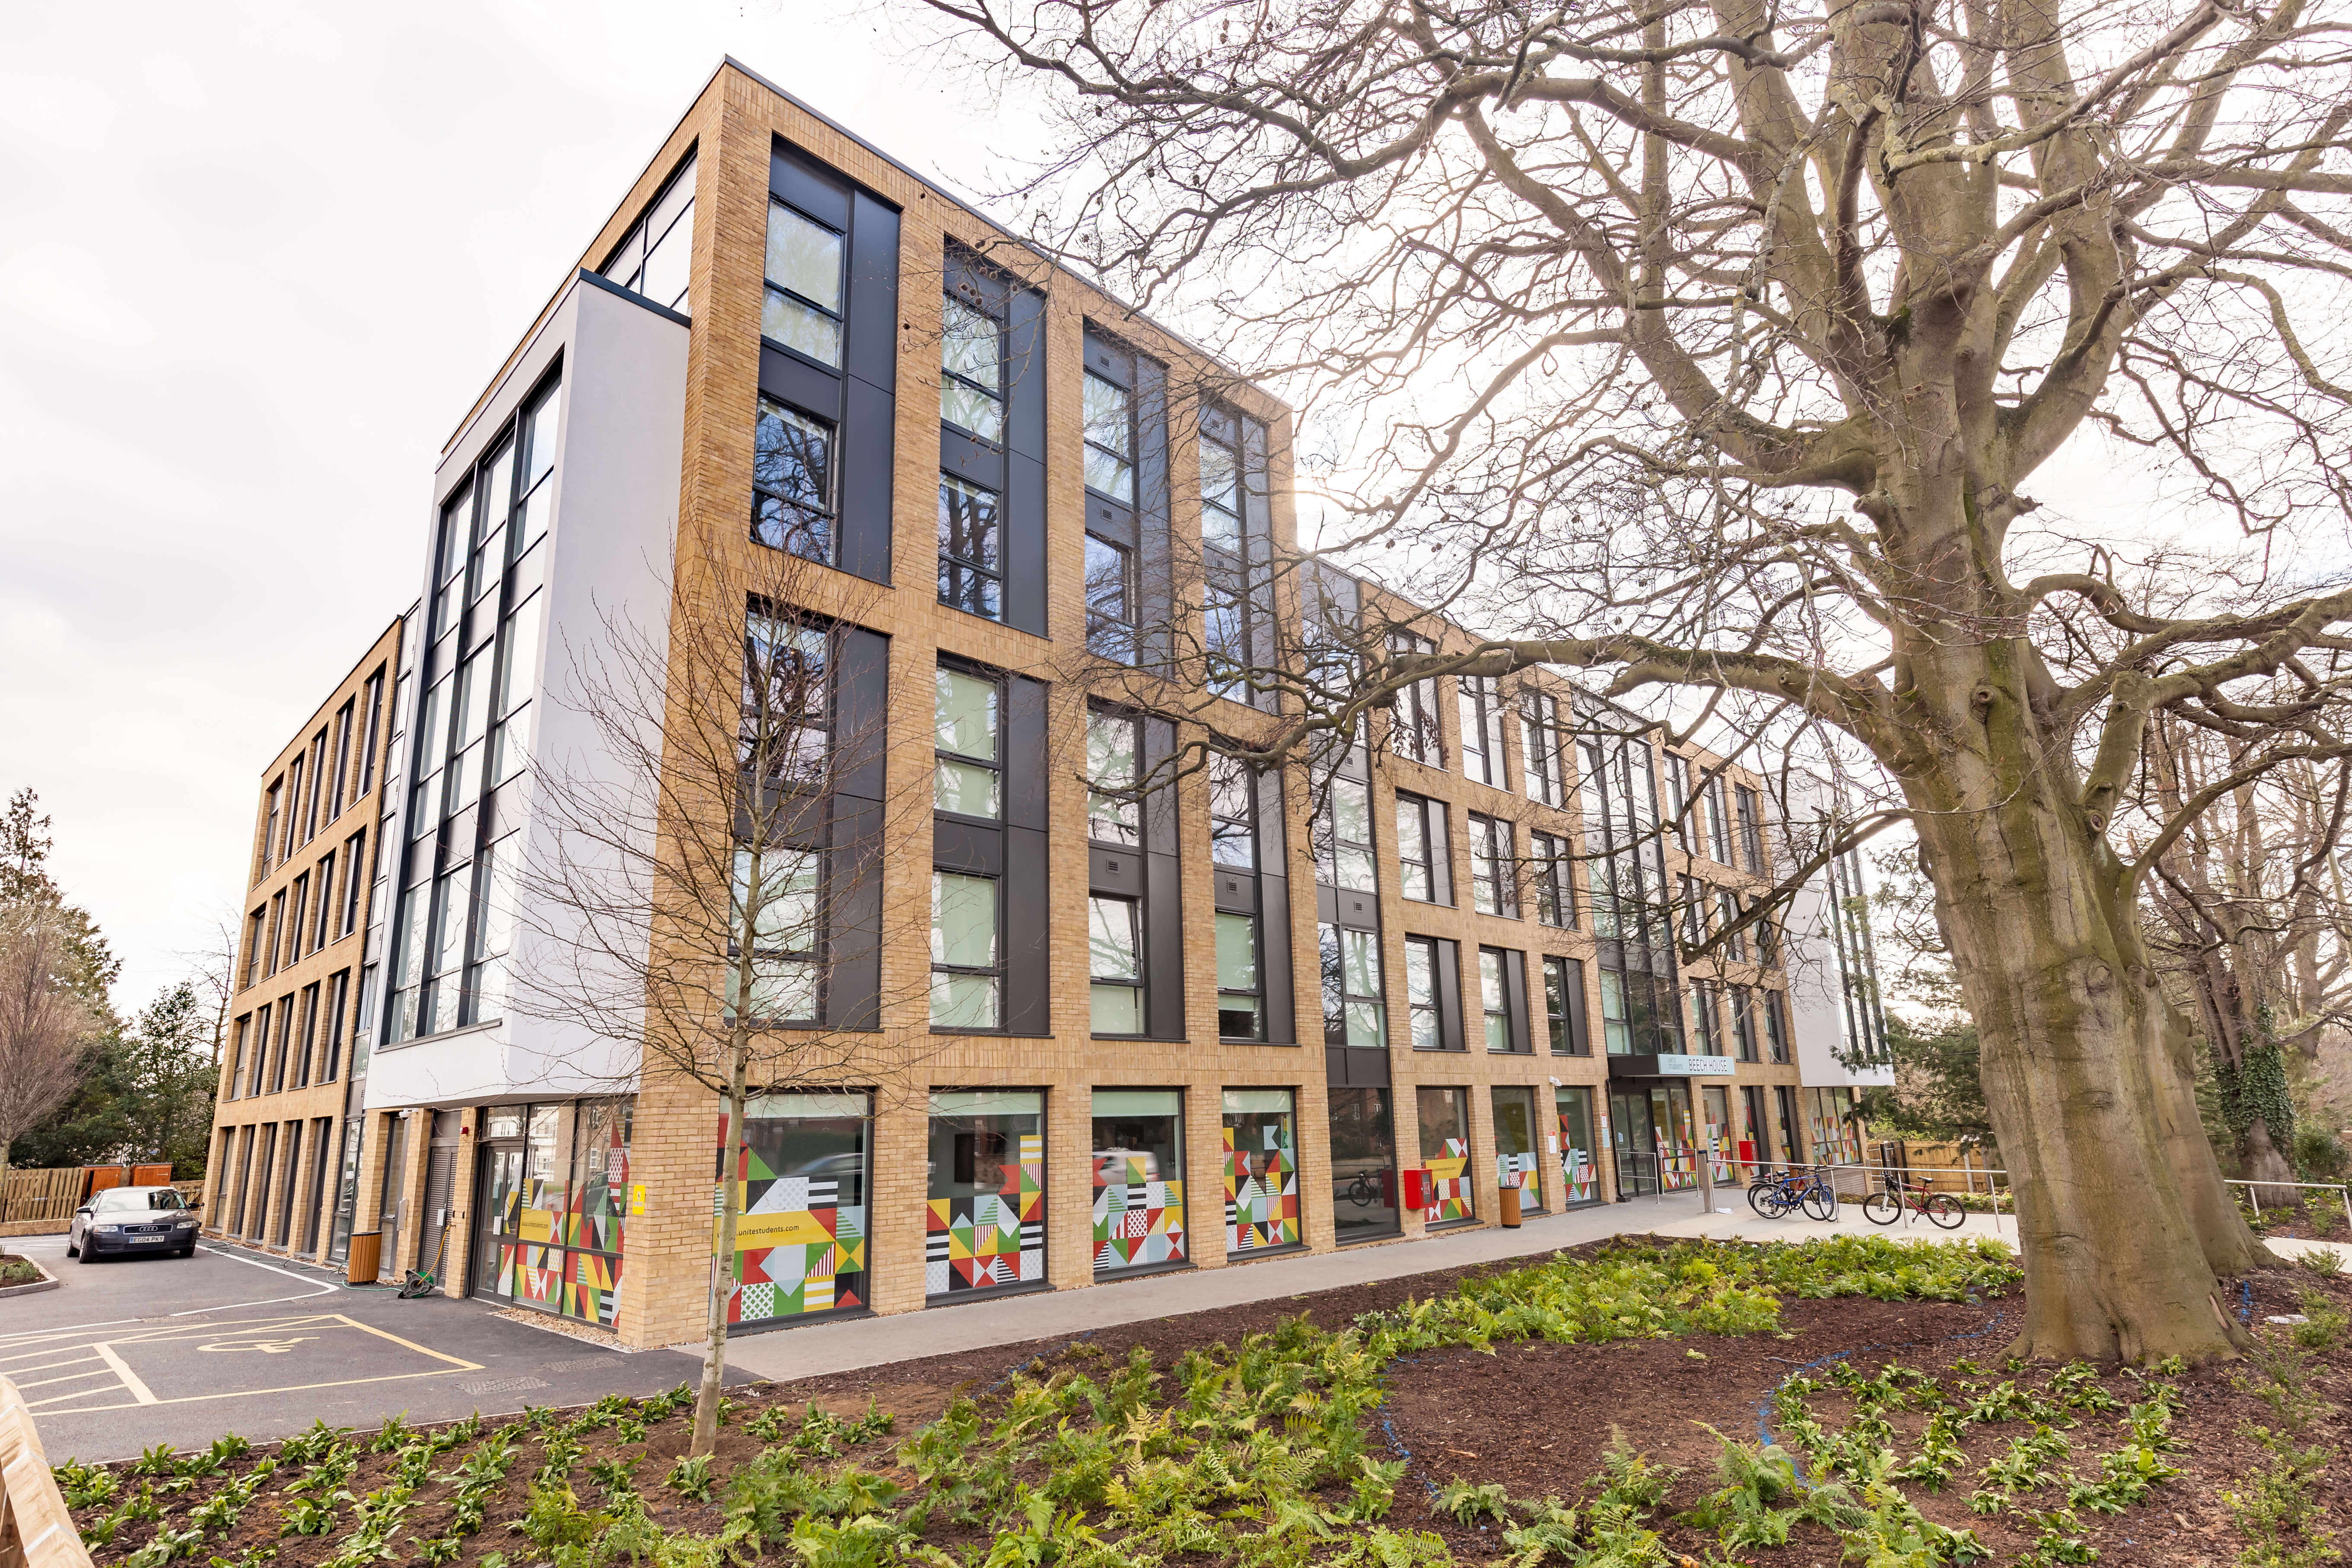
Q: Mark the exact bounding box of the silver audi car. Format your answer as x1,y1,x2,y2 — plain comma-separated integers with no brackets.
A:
66,1185,200,1262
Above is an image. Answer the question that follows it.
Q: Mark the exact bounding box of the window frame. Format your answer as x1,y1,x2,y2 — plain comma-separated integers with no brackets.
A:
1477,946,1512,1053
1395,791,1445,904
1466,811,1517,917
751,394,839,563
1543,954,1589,1056
1520,690,1566,805
1087,892,1145,1037
1530,829,1574,927
932,660,1004,824
1458,674,1509,788
929,870,1005,1033
1216,909,1264,1041
937,472,1005,620
940,287,1008,445
761,197,848,369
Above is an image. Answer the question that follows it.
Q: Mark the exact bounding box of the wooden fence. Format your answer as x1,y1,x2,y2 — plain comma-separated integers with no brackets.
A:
0,1374,93,1566
0,1170,82,1226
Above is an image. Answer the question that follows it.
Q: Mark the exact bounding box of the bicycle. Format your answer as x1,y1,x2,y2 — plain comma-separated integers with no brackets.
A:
1757,1167,1837,1221
1747,1167,1807,1217
1862,1174,1964,1228
1344,1170,1382,1209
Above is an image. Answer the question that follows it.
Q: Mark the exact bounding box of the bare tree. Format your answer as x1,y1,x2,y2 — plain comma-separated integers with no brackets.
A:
510,530,937,1457
0,905,99,1207
2135,716,2352,1196
916,0,2352,1359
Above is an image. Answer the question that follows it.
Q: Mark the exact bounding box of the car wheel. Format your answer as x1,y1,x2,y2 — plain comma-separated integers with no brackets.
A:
77,1241,99,1264
64,1237,78,1258
177,1245,196,1258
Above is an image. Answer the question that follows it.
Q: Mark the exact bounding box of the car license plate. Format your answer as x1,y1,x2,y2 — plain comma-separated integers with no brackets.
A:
130,1234,165,1244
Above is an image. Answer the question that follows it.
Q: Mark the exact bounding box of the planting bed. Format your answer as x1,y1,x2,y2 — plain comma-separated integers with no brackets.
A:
52,1234,2352,1568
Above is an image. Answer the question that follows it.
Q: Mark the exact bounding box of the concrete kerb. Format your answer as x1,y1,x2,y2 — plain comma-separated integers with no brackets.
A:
0,1253,60,1299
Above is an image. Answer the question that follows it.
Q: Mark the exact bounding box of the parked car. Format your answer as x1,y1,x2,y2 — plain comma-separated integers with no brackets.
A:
66,1185,200,1263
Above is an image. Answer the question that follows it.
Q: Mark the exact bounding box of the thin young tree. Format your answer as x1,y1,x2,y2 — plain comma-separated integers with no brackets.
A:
917,0,2352,1359
509,529,936,1457
0,905,100,1214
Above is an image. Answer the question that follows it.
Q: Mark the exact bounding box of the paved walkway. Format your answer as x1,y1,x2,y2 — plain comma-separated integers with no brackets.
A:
719,1189,2022,1383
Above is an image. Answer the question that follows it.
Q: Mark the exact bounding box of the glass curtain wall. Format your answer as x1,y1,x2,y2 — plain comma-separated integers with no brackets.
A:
1327,1088,1398,1241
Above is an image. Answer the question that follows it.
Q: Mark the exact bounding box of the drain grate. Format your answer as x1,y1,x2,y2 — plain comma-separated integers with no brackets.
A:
539,1355,624,1371
456,1375,551,1396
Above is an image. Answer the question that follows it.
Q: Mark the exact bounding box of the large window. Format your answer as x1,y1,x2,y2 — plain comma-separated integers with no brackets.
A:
727,845,819,1024
1557,1085,1601,1204
1385,633,1442,765
1209,754,1256,868
1222,1089,1299,1252
1084,532,1137,662
1521,691,1566,805
1216,913,1263,1040
1467,812,1516,917
1328,1087,1398,1242
741,610,830,786
752,397,835,562
1478,947,1514,1052
1416,1086,1474,1225
1493,1085,1542,1210
1092,1089,1184,1273
1319,924,1385,1049
763,199,844,365
1688,980,1721,1056
1530,830,1573,927
1404,935,1446,1050
1083,370,1135,503
1731,983,1759,1062
1199,404,1269,705
1088,894,1143,1034
1317,776,1377,893
933,665,1002,820
1544,954,1588,1055
927,1090,1044,1295
941,291,1006,443
1736,785,1766,874
938,475,1003,619
729,1091,868,1323
1396,792,1446,904
1719,891,1748,961
929,873,1000,1030
1086,710,1141,846
603,153,695,315
1765,989,1791,1062
1458,674,1508,788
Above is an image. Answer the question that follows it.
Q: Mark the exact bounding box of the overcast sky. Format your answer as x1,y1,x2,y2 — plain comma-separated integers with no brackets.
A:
0,1,1042,1010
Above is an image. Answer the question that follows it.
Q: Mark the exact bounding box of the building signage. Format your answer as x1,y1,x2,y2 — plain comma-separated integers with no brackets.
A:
1656,1054,1737,1077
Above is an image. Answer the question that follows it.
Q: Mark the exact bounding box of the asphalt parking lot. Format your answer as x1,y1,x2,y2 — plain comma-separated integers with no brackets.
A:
1,1235,731,1462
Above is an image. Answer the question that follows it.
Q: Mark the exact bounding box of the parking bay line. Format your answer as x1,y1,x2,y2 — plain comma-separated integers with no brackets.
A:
17,1313,484,1415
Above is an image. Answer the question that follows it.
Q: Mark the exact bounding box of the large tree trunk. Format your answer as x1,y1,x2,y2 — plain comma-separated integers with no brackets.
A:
1915,785,2266,1362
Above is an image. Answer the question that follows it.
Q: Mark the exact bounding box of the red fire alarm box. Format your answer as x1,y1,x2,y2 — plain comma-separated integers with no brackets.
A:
1400,1167,1434,1210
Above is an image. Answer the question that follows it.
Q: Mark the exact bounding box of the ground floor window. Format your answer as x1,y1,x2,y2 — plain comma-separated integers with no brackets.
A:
1492,1085,1541,1211
1091,1089,1185,1273
729,1091,869,1323
477,1099,632,1328
1222,1088,1299,1252
1556,1085,1600,1204
1607,1081,1696,1196
1702,1085,1736,1183
1415,1085,1474,1225
327,1117,362,1262
1328,1086,1398,1241
926,1090,1044,1296
1807,1086,1863,1166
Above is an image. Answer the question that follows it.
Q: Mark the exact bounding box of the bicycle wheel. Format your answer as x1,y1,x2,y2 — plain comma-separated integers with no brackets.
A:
1747,1180,1775,1217
1803,1183,1837,1221
1760,1187,1798,1218
1862,1190,1901,1225
1924,1193,1964,1228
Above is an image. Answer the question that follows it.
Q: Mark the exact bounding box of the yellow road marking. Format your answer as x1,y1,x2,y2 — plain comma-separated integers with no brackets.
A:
92,1342,158,1405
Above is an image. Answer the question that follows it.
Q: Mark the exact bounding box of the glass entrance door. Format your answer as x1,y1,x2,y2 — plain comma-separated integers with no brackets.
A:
471,1145,525,1298
1609,1086,1658,1196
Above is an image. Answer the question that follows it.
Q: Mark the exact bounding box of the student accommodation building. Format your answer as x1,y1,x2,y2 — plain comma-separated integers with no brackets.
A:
201,60,1884,1344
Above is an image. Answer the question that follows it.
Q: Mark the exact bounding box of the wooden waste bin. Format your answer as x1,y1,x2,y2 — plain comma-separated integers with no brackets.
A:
345,1231,382,1285
1498,1185,1523,1228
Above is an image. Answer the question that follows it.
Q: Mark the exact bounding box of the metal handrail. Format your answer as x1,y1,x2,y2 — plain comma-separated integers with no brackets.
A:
2227,1177,2352,1234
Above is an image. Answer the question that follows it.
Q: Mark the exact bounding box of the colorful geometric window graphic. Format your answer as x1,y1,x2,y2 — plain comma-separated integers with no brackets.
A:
722,1091,869,1324
1091,1089,1185,1273
926,1090,1044,1296
1557,1085,1601,1205
1491,1085,1542,1210
1416,1085,1475,1225
487,1100,631,1329
1222,1088,1299,1252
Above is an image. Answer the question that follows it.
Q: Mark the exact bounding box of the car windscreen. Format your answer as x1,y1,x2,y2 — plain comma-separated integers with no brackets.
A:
94,1188,183,1212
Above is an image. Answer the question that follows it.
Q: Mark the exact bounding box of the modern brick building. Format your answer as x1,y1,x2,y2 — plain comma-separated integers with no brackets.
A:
201,60,1887,1348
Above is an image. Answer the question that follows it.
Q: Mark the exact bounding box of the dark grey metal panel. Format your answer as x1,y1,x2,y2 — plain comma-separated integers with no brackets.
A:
1260,872,1295,1044
940,429,998,483
1435,938,1464,1051
1563,954,1590,1055
1088,845,1143,895
827,795,882,1030
771,143,851,228
1141,717,1177,855
846,192,899,395
1255,764,1288,867
1006,450,1047,637
933,818,1004,877
758,348,845,421
1327,1044,1390,1088
1006,288,1047,462
832,627,891,803
839,378,896,586
1505,948,1531,1055
1323,884,1378,932
1144,850,1183,1039
1134,353,1172,671
1004,676,1048,832
1003,826,1050,1035
1212,867,1254,914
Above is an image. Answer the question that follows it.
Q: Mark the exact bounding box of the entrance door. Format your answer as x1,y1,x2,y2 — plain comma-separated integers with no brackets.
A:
374,1116,406,1280
1608,1086,1657,1196
470,1145,525,1299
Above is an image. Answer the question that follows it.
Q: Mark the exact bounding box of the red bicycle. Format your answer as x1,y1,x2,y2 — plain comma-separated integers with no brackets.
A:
1862,1174,1964,1228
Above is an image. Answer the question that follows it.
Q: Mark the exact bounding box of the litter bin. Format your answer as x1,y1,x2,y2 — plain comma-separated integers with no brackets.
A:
1498,1185,1523,1228
346,1230,382,1285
